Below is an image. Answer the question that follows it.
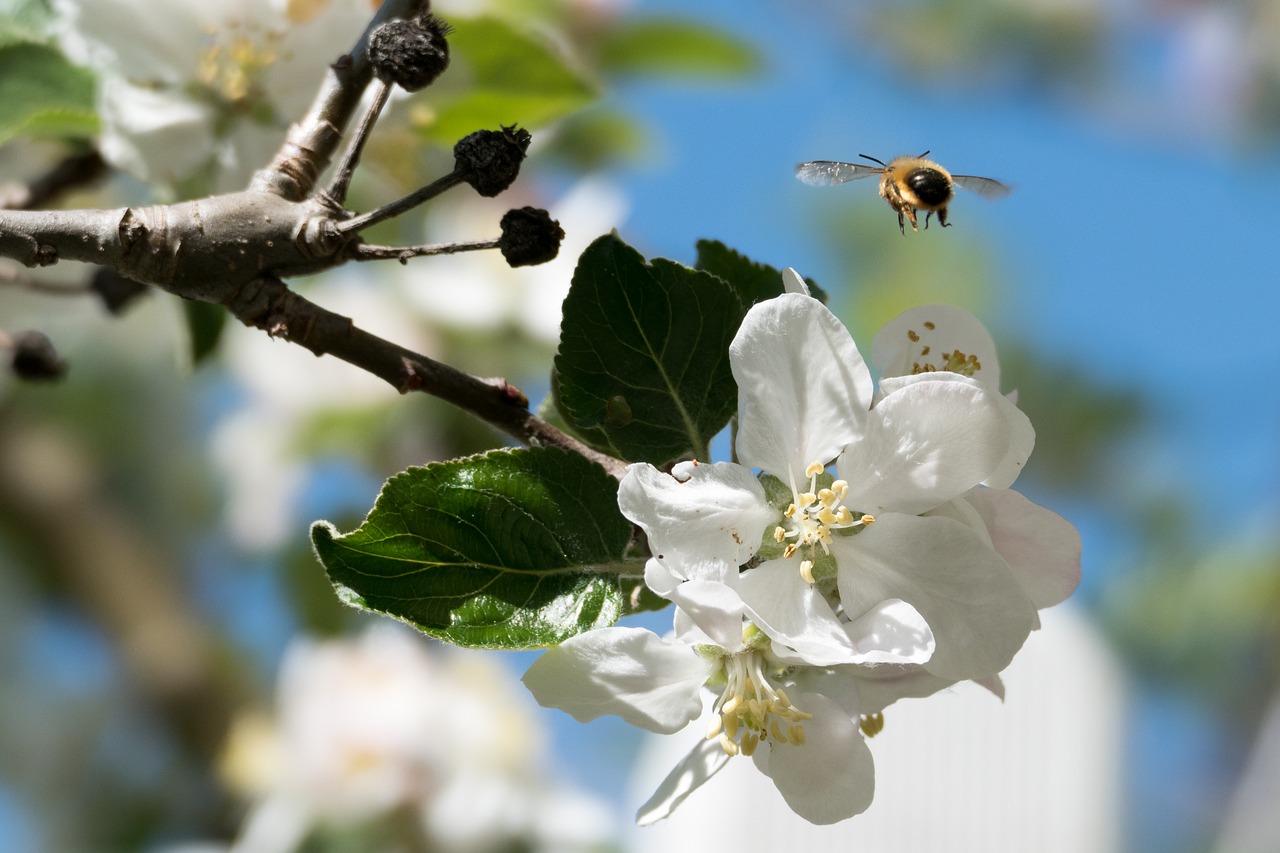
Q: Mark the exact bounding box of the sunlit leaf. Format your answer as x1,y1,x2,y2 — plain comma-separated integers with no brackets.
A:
553,233,744,465
312,447,636,649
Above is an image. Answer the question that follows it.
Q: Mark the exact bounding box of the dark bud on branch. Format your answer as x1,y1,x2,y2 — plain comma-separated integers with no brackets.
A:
454,126,532,197
9,330,66,381
499,207,564,267
91,267,149,315
368,12,452,92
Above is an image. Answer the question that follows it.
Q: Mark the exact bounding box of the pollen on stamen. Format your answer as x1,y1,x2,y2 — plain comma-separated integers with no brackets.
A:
773,526,787,543
860,712,886,738
783,543,798,559
861,513,875,526
907,329,921,342
805,460,824,478
923,321,936,330
800,559,815,584
718,732,739,756
707,715,723,739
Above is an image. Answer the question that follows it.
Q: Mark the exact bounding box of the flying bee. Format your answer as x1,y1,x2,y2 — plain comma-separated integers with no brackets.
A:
795,152,1010,235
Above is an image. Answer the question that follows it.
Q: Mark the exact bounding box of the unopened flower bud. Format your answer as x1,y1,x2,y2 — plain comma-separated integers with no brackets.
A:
9,330,66,381
368,13,451,92
498,207,564,267
453,126,532,197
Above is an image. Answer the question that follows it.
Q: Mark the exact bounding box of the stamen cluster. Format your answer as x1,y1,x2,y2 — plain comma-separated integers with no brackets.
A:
706,649,812,757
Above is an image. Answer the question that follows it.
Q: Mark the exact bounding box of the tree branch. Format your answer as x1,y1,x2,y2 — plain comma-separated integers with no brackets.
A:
227,275,627,478
251,0,425,201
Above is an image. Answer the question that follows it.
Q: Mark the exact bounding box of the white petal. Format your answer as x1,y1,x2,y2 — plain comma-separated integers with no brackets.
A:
843,663,959,714
753,691,875,824
731,294,872,477
735,559,864,666
882,372,1035,489
521,628,713,733
618,462,776,566
834,514,1036,681
666,580,749,651
871,304,1001,389
839,377,1011,515
781,267,811,295
636,737,731,825
963,488,1082,610
843,599,935,665
96,78,216,184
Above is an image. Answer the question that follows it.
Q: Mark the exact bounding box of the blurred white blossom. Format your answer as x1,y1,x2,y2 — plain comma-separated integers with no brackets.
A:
51,0,377,191
221,624,615,852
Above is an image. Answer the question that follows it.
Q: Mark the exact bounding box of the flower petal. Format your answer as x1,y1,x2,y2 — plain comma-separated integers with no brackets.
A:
963,488,1082,610
881,372,1035,489
752,691,875,824
619,462,775,567
636,736,731,825
839,377,1011,515
833,514,1036,681
667,579,750,651
872,304,1001,390
522,627,714,733
731,294,872,477
735,558,864,666
843,598,935,665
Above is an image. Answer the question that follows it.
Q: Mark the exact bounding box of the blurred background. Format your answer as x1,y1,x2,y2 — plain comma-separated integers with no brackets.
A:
0,0,1277,850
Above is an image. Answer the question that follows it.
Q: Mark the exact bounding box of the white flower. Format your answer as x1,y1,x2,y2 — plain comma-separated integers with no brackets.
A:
871,304,1082,625
221,625,616,851
51,0,374,190
620,287,1037,681
522,590,917,824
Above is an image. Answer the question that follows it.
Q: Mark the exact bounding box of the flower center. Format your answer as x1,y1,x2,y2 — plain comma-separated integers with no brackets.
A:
906,321,982,376
706,649,811,757
198,24,285,105
773,460,873,583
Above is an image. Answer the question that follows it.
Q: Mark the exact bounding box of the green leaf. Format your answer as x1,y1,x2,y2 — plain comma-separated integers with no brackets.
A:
554,233,745,465
420,15,596,144
182,300,226,365
598,19,760,78
695,239,829,306
311,447,635,649
0,41,97,144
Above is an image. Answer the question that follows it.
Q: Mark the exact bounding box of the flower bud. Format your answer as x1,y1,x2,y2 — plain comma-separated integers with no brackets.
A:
367,13,451,92
498,207,564,267
9,330,66,381
453,126,532,197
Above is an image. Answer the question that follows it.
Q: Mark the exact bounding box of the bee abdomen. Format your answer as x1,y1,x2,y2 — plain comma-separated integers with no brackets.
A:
906,168,952,206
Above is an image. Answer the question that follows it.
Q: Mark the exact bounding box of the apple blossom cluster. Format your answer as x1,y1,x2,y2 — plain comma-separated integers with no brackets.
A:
524,270,1081,825
214,625,615,852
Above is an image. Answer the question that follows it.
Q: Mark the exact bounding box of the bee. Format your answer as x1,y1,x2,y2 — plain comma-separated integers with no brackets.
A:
795,152,1010,234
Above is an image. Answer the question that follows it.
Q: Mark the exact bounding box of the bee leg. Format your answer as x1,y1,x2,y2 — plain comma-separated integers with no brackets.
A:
904,207,919,233
924,211,932,230
938,207,951,228
896,210,906,235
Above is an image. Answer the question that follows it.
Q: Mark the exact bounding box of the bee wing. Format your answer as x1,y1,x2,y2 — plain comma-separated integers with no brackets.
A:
795,160,883,186
952,175,1011,199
